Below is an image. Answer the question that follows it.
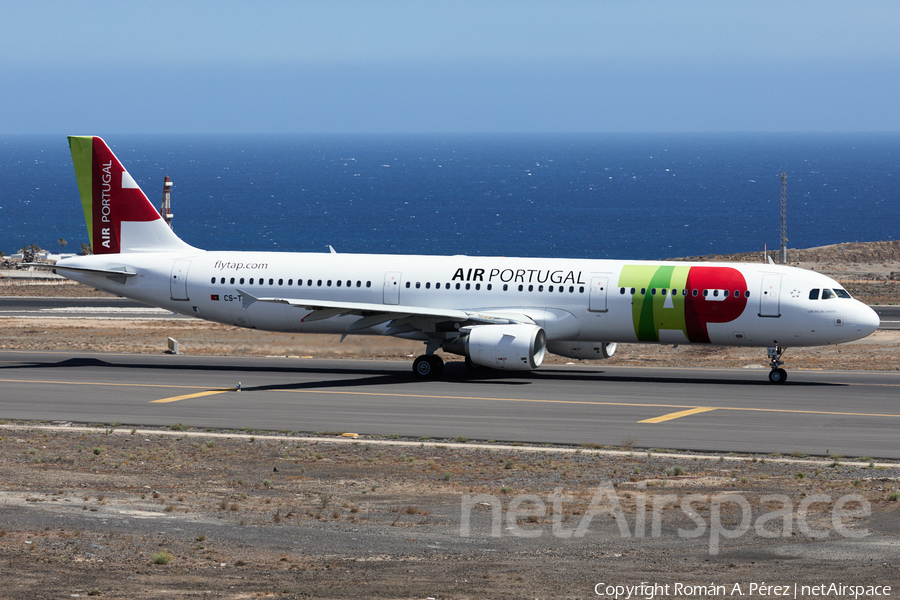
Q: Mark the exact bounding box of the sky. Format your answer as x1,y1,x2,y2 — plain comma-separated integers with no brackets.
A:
2,0,899,134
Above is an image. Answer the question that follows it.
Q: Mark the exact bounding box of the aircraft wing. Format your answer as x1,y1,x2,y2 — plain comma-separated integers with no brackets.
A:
236,289,523,333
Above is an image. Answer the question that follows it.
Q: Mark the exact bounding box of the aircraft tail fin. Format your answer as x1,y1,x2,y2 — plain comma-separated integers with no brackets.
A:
68,136,196,254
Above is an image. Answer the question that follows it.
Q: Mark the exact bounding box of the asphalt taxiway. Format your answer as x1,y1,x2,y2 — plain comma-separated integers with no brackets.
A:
2,349,898,459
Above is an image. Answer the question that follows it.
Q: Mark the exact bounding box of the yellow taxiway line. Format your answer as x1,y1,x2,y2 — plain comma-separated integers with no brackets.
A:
638,407,719,423
150,390,232,403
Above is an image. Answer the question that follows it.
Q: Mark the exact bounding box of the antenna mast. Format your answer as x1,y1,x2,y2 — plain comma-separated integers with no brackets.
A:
779,170,787,263
160,176,174,230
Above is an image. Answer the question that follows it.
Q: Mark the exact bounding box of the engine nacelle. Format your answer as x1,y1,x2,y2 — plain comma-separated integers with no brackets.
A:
546,341,617,360
459,324,547,370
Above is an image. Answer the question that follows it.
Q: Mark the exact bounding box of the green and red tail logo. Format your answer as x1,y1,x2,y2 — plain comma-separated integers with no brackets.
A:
68,136,163,254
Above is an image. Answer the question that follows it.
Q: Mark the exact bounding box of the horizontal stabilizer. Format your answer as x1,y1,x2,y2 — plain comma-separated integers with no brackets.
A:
22,263,138,278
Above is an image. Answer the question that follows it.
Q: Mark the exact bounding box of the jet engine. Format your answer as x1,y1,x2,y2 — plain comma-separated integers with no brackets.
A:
445,324,547,370
546,341,617,360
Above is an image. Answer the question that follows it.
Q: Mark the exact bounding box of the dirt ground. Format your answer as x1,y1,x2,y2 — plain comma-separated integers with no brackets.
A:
1,245,899,598
1,424,899,599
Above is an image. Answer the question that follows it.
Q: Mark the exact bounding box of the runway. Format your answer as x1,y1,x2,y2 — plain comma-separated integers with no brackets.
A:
2,349,899,459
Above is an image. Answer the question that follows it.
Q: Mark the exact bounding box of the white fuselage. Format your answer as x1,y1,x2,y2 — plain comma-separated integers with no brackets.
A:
57,249,880,349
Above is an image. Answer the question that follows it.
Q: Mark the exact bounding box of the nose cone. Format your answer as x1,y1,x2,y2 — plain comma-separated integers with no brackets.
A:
857,303,881,337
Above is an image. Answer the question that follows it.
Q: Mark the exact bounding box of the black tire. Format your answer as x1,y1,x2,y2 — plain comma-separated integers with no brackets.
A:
768,368,788,384
413,355,433,378
413,355,444,379
428,354,445,378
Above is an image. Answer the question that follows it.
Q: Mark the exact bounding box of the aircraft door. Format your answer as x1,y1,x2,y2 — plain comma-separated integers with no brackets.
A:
383,272,401,305
759,274,782,317
589,277,609,312
170,260,191,301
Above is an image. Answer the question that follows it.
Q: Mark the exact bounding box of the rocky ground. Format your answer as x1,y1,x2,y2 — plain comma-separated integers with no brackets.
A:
1,242,899,598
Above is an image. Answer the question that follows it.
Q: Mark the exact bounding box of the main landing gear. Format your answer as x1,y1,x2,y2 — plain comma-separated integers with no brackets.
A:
413,354,444,379
767,345,787,384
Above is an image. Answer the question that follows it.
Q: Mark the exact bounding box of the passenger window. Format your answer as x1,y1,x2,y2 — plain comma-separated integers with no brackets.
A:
425,282,431,289
456,283,461,290
692,289,698,297
288,279,293,286
308,280,313,287
356,281,361,287
230,277,235,284
366,281,371,288
703,290,709,297
210,277,216,284
641,288,646,295
240,278,245,285
569,286,574,293
269,278,274,286
630,288,636,295
337,280,342,287
415,282,420,289
503,284,508,291
579,286,585,293
821,289,836,299
220,277,225,284
317,280,322,286
476,283,481,290
466,283,471,290
518,284,524,292
528,285,534,292
744,290,750,298
661,288,667,296
279,279,283,286
326,280,331,287
620,287,626,294
487,284,492,291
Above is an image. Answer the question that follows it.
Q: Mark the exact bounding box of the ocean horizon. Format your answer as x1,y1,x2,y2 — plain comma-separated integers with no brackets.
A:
1,133,897,261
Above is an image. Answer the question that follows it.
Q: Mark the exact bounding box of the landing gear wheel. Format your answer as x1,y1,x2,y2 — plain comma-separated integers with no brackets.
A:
766,345,788,384
768,368,788,384
413,354,444,379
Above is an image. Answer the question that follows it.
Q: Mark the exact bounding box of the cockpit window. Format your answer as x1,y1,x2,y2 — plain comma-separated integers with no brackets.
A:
809,289,820,300
834,288,852,299
821,288,836,300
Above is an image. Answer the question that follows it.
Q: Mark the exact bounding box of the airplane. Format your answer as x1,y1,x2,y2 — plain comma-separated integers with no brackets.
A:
45,136,880,384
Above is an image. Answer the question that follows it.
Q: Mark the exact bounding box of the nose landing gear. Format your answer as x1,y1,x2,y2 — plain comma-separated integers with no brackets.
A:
767,345,787,384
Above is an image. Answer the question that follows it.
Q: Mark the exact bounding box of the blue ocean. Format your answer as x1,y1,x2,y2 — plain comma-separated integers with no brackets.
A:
1,134,897,260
